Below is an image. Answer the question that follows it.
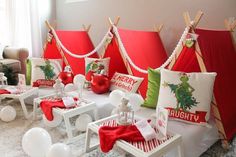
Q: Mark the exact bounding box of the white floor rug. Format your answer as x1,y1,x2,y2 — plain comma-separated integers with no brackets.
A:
0,101,235,157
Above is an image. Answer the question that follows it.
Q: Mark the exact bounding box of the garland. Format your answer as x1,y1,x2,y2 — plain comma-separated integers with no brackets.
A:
112,23,192,74
50,28,113,58
49,23,193,74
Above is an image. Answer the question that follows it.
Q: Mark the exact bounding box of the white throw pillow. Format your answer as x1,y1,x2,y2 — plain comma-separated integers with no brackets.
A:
110,72,144,93
30,58,62,87
85,57,110,81
157,69,216,126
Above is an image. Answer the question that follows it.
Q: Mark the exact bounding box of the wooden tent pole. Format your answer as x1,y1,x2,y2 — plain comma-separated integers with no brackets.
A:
44,20,70,67
168,12,190,69
183,12,191,27
191,12,229,149
224,18,236,52
100,16,121,58
45,20,52,30
193,11,204,28
224,18,236,32
107,17,134,77
82,24,92,32
42,20,53,53
154,24,164,33
231,21,236,31
170,11,230,149
114,16,120,26
108,16,120,27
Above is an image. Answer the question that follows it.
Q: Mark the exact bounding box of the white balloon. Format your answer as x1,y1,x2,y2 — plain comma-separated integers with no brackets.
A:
109,90,125,106
64,83,77,92
47,143,72,157
43,113,62,128
22,127,52,157
73,74,85,86
75,114,92,132
0,106,16,122
126,93,144,112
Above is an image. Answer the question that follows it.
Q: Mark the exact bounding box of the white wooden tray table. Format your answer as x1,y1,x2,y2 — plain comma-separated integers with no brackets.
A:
85,115,184,157
33,94,98,142
0,86,38,119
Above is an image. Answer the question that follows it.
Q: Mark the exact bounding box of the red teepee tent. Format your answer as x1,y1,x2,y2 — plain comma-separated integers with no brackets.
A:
169,11,236,147
103,26,168,98
43,22,98,75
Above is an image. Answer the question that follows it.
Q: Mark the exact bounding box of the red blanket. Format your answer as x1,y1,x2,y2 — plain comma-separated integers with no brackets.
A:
40,98,77,121
99,125,145,153
0,89,11,94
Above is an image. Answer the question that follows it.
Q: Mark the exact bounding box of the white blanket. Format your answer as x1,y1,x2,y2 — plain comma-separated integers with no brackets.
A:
31,88,219,157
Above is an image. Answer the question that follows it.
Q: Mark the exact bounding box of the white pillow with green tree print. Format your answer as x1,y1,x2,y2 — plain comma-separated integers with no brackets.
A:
85,57,110,82
30,58,62,87
157,69,216,126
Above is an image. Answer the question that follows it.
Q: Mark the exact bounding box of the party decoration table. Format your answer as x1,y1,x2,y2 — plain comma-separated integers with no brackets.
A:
85,115,183,157
33,94,98,142
0,86,38,119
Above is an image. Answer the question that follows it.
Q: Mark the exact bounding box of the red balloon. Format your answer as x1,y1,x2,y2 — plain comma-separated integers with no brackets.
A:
58,72,74,85
91,74,110,94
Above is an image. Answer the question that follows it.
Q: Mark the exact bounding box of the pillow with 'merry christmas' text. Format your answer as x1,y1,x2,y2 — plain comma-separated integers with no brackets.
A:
157,69,216,126
110,72,144,93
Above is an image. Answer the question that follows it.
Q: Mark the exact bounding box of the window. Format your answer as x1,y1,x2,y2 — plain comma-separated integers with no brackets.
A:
66,0,89,3
0,0,32,55
0,0,9,45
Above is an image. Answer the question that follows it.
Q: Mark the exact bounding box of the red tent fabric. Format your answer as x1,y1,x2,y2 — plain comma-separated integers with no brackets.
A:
172,46,201,72
171,28,236,140
103,37,128,78
104,28,168,98
44,30,98,75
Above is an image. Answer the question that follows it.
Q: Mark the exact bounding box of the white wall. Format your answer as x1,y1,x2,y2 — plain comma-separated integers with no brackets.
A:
39,0,56,46
56,0,236,54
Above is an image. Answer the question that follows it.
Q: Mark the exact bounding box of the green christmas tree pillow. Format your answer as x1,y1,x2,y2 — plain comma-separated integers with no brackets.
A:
28,58,62,87
142,68,161,109
157,69,216,126
85,57,110,82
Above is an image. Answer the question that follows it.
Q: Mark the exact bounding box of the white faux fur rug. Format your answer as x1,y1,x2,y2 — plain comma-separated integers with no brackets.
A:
0,101,235,157
0,100,126,157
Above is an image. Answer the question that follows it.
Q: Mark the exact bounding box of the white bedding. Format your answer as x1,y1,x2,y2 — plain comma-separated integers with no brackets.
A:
31,88,219,157
135,107,219,157
81,90,219,157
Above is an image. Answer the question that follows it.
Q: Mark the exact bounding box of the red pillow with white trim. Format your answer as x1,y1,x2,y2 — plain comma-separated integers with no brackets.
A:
157,69,216,126
110,72,144,93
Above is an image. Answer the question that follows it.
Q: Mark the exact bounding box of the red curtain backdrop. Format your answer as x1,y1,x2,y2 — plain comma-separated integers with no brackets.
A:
44,30,98,75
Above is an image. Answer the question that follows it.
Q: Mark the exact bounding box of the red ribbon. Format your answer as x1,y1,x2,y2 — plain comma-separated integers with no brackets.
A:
166,107,207,123
33,79,55,87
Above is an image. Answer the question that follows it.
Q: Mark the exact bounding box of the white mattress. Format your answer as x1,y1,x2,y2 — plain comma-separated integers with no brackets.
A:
81,91,219,157
136,107,219,157
29,88,219,157
25,88,113,118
